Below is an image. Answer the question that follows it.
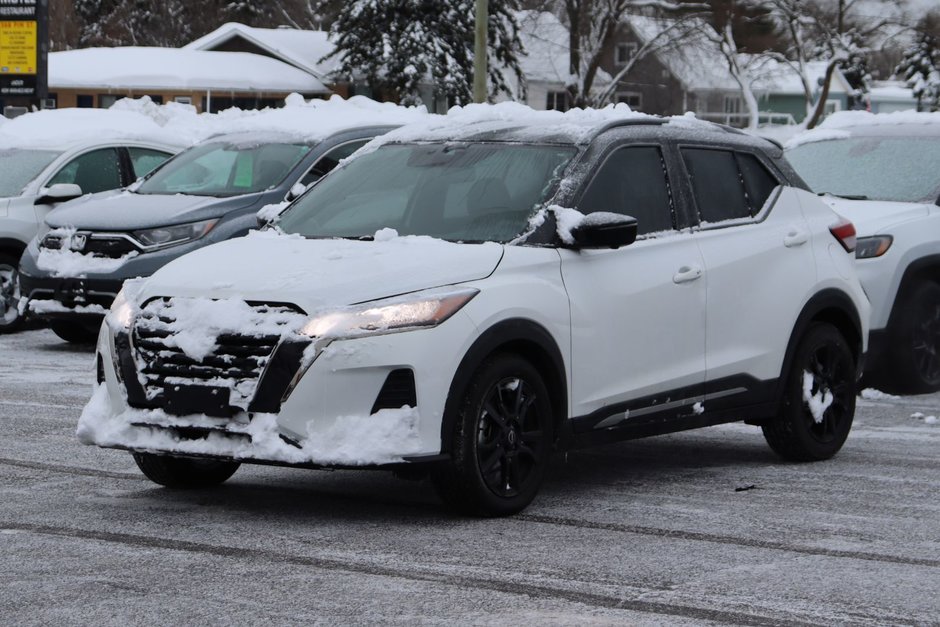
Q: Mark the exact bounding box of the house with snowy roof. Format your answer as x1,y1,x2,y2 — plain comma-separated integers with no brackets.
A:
47,47,331,112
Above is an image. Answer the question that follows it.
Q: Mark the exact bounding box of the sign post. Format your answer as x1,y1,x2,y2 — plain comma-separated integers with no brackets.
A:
0,0,48,108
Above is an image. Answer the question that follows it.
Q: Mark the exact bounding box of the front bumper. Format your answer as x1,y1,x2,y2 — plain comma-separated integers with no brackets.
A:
19,271,122,321
79,310,478,467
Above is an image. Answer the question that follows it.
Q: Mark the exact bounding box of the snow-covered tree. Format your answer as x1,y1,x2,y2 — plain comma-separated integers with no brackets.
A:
757,0,897,128
896,24,940,112
326,0,525,107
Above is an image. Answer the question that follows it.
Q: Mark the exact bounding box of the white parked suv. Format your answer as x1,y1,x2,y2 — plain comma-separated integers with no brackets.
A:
786,112,940,393
0,137,180,332
81,109,869,515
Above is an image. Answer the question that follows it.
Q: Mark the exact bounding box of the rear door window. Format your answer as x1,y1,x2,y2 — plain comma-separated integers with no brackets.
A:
579,145,675,235
682,148,780,223
300,139,370,186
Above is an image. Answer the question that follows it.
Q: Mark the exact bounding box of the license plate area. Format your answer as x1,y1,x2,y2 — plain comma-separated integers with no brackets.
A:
163,384,231,418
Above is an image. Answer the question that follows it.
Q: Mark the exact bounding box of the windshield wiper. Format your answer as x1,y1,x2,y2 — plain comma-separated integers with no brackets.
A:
818,192,869,200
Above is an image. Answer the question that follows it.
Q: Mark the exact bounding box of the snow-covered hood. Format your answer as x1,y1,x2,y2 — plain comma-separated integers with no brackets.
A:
44,190,260,231
137,230,505,312
819,196,932,236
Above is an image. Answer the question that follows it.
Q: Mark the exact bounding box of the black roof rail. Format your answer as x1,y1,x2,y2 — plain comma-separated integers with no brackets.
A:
584,117,667,143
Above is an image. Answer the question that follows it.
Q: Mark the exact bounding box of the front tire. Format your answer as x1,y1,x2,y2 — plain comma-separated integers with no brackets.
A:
0,254,24,334
432,354,553,516
132,452,240,488
763,322,856,461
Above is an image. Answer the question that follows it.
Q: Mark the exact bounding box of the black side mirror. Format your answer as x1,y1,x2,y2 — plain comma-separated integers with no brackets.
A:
571,212,638,249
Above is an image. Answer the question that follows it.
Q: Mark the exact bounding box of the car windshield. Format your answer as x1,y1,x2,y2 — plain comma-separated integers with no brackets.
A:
136,140,312,197
277,143,576,243
786,136,940,204
0,149,61,197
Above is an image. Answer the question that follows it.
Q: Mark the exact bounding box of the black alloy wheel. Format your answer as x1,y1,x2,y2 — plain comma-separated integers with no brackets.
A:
433,353,553,516
763,322,856,461
0,254,24,333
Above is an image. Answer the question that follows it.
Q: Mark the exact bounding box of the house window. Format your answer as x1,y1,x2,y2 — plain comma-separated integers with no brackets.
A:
546,91,569,112
174,96,192,105
76,95,94,108
616,92,642,110
824,100,841,115
723,95,743,114
98,94,125,109
615,43,638,66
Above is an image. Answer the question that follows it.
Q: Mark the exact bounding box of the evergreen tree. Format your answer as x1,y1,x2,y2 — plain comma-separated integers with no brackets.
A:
326,0,525,107
897,29,940,112
841,49,871,111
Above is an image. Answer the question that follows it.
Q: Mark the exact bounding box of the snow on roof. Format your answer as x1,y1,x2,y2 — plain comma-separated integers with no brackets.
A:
364,101,737,147
115,93,429,146
184,22,339,81
869,80,916,103
0,107,185,150
515,11,609,86
785,110,940,148
1,94,428,150
49,47,331,94
628,17,849,96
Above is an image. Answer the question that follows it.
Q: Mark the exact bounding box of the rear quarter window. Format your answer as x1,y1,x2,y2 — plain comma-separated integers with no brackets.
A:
682,148,780,223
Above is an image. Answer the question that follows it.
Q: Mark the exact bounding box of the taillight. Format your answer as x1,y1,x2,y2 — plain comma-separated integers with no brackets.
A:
829,217,857,253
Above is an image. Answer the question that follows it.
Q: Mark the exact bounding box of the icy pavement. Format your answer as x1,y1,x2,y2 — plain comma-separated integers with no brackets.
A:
1,328,939,625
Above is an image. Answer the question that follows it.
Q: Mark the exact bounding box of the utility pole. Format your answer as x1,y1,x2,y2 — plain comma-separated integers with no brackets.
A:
473,0,488,103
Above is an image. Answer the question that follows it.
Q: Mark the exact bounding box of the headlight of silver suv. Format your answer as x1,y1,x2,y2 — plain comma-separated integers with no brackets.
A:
855,235,893,259
301,287,479,340
132,218,218,251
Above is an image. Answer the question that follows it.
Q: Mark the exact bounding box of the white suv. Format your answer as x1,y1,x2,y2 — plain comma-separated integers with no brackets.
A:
786,112,940,393
81,109,869,515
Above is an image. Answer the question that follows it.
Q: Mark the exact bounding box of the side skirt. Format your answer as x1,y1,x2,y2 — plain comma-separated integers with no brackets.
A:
558,375,779,451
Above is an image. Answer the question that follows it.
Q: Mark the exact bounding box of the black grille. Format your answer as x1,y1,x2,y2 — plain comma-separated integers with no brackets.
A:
371,369,417,413
132,299,305,408
83,237,138,258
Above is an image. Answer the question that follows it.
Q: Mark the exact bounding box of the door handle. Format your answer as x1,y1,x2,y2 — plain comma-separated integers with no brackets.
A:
673,265,703,284
784,229,809,247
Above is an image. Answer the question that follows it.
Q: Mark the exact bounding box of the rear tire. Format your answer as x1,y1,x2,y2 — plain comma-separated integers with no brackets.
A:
878,282,940,394
50,320,99,344
763,322,856,461
0,253,24,334
432,353,553,516
132,452,240,488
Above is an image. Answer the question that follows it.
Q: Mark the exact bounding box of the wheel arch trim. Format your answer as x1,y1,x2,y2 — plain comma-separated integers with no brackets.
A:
440,318,568,453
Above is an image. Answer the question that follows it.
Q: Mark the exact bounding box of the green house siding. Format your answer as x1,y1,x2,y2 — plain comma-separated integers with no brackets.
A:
760,93,848,123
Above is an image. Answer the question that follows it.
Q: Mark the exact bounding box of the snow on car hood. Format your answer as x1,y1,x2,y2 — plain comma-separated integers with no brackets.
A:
137,230,504,312
44,189,259,231
819,196,932,236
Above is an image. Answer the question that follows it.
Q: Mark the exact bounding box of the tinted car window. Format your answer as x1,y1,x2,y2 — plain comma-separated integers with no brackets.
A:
48,148,122,194
579,146,674,235
682,148,749,223
738,153,778,213
301,139,370,186
128,147,172,179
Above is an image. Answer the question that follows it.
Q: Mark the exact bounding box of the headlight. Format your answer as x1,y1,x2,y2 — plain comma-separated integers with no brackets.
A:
855,235,893,259
132,218,218,251
107,287,135,331
301,287,479,340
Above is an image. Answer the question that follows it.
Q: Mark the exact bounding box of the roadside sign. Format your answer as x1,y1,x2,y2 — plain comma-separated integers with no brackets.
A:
0,0,47,100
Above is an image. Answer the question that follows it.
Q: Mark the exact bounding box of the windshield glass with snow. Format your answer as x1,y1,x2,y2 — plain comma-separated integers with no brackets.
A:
0,149,60,197
277,143,576,243
136,140,312,197
786,136,940,204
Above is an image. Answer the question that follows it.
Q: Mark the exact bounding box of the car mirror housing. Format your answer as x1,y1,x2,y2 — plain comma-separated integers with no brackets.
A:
35,183,83,205
571,212,638,249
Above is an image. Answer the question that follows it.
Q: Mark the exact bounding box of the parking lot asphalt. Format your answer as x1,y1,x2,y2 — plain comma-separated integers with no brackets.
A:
1,328,939,626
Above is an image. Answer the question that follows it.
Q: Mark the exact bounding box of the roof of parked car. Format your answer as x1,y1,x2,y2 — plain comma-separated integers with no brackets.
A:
370,102,775,151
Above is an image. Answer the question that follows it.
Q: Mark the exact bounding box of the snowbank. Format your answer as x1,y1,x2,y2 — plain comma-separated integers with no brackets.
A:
0,107,184,149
